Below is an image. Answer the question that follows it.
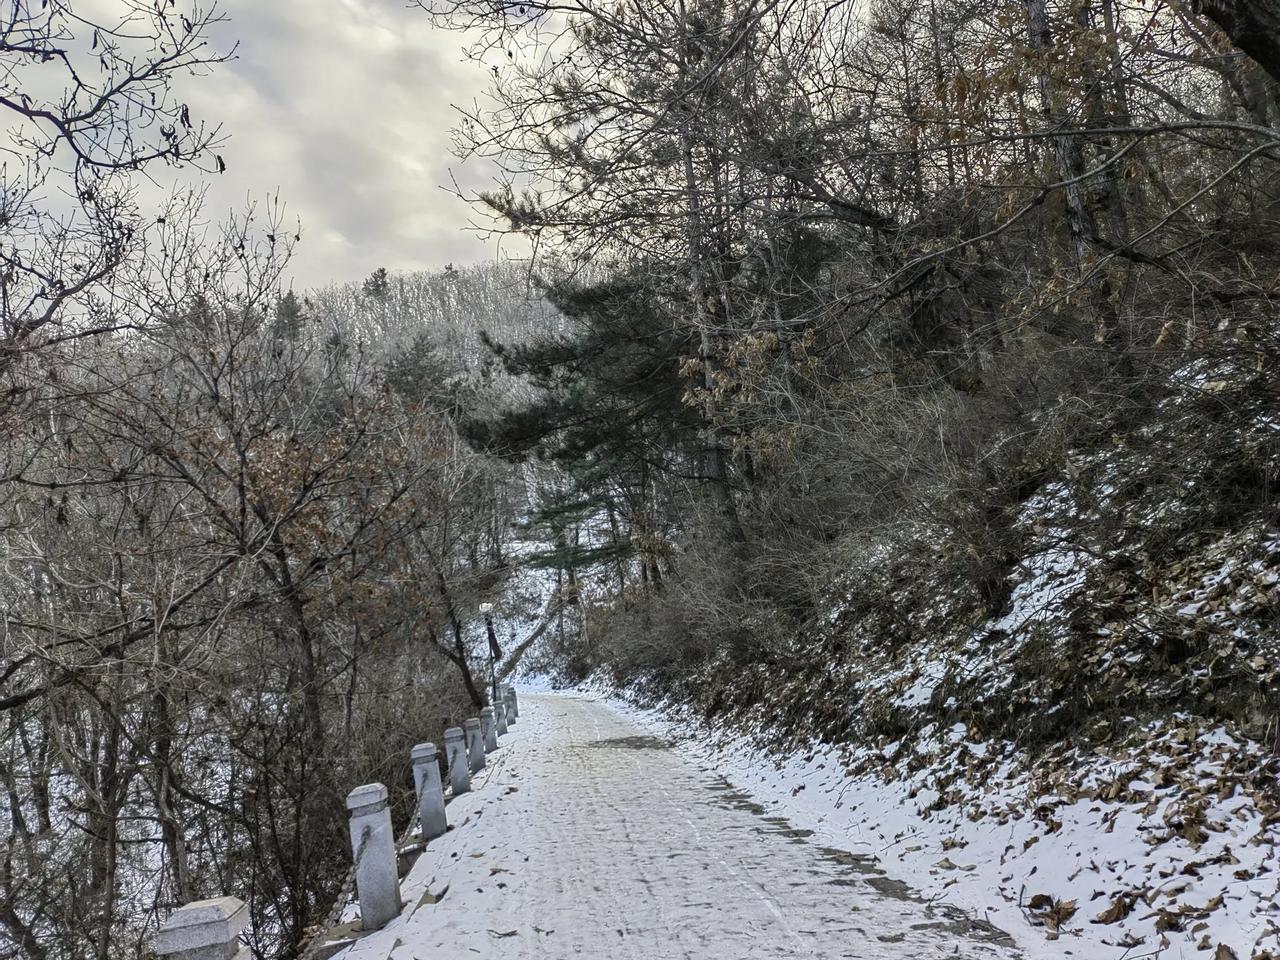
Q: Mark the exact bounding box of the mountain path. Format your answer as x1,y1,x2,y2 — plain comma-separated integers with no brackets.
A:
350,693,1021,959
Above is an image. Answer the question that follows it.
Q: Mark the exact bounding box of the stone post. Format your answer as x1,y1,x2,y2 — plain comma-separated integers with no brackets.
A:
345,783,403,931
495,699,509,736
464,717,485,774
481,706,498,752
443,726,470,795
410,742,448,841
504,684,519,722
155,897,250,960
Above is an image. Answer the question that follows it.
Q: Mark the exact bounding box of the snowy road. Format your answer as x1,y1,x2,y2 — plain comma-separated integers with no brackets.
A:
348,693,1021,959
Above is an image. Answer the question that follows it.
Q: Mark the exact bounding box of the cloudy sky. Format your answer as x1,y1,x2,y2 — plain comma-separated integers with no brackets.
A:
178,0,513,291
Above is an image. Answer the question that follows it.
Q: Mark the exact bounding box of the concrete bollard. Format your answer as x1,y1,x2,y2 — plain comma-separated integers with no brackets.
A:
410,742,448,841
495,699,509,736
481,706,498,752
443,726,470,795
503,684,519,722
156,896,251,960
345,783,403,931
464,717,485,774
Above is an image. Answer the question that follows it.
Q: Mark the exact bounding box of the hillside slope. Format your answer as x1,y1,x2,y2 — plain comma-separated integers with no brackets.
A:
557,361,1279,958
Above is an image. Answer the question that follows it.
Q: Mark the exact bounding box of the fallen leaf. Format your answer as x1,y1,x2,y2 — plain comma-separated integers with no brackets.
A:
1093,893,1134,925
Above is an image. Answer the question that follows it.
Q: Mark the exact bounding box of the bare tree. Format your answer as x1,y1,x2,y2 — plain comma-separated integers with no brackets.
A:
0,1,228,374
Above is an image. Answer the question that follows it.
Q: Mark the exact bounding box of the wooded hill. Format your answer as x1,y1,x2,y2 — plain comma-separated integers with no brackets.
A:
433,0,1280,950
436,0,1279,743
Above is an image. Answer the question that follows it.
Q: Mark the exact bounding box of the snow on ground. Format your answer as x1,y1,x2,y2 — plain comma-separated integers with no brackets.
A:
587,685,1279,960
327,692,1022,959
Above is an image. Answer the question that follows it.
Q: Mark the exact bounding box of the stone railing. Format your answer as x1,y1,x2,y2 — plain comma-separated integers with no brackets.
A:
154,685,521,960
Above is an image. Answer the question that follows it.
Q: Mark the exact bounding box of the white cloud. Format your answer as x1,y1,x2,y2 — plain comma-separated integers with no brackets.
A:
169,0,518,291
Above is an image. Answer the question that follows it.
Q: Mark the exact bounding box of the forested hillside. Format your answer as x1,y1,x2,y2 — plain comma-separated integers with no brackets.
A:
425,0,1280,953
0,248,553,954
2,0,1278,958
430,0,1280,730
0,22,545,939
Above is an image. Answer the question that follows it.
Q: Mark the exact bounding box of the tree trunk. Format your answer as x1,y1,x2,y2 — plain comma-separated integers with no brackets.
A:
1025,0,1125,355
152,670,193,905
432,563,486,707
1199,1,1280,84
676,0,746,546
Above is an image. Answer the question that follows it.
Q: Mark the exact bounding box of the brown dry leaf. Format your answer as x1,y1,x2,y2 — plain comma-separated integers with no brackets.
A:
1214,945,1239,960
1031,896,1077,935
1027,893,1054,911
1093,894,1134,925
1049,899,1078,927
1182,822,1209,845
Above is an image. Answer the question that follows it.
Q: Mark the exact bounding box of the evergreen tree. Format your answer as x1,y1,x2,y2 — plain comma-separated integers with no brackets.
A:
384,332,466,411
464,267,705,582
273,290,306,341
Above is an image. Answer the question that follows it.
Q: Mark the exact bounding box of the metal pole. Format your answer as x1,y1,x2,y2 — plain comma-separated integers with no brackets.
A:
487,614,497,704
480,603,499,705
